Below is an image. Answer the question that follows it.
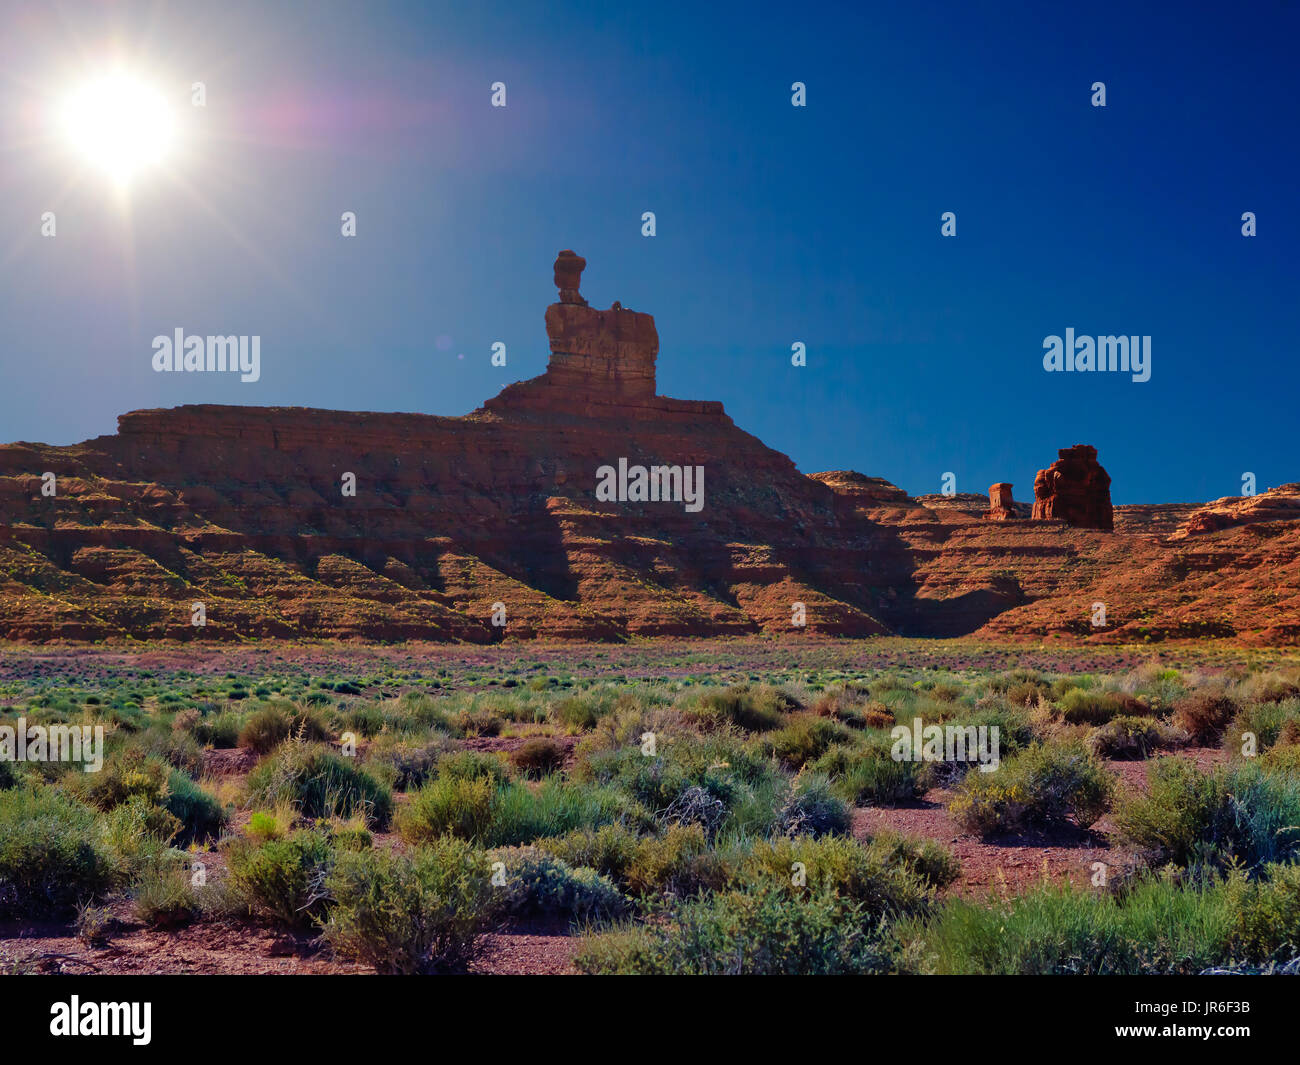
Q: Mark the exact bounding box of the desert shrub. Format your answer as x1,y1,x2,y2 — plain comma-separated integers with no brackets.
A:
162,770,228,845
224,830,335,927
191,710,243,748
132,855,198,928
489,780,647,847
69,748,169,811
580,736,777,834
1087,716,1185,760
686,683,797,732
1224,863,1300,964
491,846,628,920
102,797,183,875
948,743,1114,837
446,708,504,737
1003,680,1049,708
898,877,1235,975
535,823,642,882
322,836,498,974
1262,744,1300,774
1057,689,1151,726
811,687,893,729
1172,691,1239,742
365,738,449,791
1224,697,1300,757
575,883,891,975
737,834,934,917
657,784,727,835
238,705,292,754
0,787,115,918
399,776,643,848
1113,760,1300,873
137,722,204,776
1238,674,1300,706
552,694,606,730
777,772,851,837
246,743,392,829
864,830,962,890
929,681,964,703
510,737,566,779
74,902,118,947
815,741,929,806
623,824,728,897
248,810,284,842
336,702,386,737
0,759,18,790
762,715,855,769
436,750,511,785
397,776,498,845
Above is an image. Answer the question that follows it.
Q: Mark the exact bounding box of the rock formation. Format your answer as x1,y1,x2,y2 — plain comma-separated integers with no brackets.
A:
1032,446,1114,530
1,255,1298,644
985,483,1018,521
485,251,713,421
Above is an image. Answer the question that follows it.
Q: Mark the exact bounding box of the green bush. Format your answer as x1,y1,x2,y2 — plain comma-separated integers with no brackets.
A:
948,743,1114,837
224,830,335,927
239,703,333,754
898,877,1235,975
1087,716,1184,760
863,830,962,890
0,787,115,918
397,776,498,845
815,741,929,806
736,834,935,918
491,846,628,920
163,771,228,845
238,705,292,754
687,683,796,732
575,883,891,975
1113,760,1300,873
436,750,511,785
322,836,498,974
132,854,198,928
535,823,642,883
192,710,242,748
1224,863,1300,964
246,742,392,829
623,824,727,897
69,748,169,811
777,772,851,837
762,715,854,769
1058,689,1151,725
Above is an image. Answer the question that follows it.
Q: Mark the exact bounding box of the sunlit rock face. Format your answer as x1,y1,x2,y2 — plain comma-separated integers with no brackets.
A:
1032,446,1113,530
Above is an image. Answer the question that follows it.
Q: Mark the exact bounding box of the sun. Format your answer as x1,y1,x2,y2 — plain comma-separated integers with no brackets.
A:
59,70,177,187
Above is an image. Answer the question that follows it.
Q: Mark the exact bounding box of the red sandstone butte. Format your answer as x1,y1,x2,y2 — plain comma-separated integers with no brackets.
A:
984,483,1018,521
1032,445,1114,530
2,253,1300,644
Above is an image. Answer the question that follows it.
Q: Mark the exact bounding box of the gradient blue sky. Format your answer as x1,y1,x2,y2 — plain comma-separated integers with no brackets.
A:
1,0,1296,503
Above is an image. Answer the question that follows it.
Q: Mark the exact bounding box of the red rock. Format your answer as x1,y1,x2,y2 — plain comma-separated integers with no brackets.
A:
985,483,1018,521
1032,446,1114,530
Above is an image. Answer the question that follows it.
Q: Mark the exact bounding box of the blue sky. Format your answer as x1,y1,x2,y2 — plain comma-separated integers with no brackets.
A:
0,0,1296,503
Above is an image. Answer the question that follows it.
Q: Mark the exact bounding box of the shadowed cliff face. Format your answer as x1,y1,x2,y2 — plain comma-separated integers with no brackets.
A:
0,254,1297,644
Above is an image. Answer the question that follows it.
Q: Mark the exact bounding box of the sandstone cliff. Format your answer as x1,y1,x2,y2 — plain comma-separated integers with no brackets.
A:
0,253,1296,644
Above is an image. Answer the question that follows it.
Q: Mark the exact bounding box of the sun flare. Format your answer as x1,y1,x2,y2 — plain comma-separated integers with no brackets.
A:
59,70,176,186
